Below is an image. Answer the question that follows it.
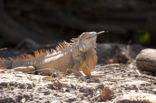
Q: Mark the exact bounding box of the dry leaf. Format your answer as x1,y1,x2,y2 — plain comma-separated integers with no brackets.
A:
100,87,114,101
105,57,118,64
53,81,62,89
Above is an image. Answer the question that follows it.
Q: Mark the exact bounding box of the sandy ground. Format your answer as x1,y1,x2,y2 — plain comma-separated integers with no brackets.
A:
0,62,156,103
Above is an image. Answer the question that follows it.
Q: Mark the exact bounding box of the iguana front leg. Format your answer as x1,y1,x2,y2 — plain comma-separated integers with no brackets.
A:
71,60,82,76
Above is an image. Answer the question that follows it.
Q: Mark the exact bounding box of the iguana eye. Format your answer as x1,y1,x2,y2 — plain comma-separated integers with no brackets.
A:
82,33,88,38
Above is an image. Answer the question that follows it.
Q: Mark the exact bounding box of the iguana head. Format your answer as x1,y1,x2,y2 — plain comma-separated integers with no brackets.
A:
78,31,105,52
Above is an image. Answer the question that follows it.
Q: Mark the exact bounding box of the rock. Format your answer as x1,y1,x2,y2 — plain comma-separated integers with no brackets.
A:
136,49,156,73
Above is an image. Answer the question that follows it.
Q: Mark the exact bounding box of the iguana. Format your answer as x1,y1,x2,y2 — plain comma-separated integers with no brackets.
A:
0,31,104,76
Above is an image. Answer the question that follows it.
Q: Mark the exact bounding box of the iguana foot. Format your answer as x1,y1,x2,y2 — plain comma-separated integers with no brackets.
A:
72,70,82,76
79,76,100,83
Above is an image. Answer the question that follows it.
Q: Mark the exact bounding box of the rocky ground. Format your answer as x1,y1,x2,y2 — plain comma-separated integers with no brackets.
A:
0,62,156,103
0,43,155,103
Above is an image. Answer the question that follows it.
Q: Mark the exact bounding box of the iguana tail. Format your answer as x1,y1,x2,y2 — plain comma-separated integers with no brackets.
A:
0,58,12,69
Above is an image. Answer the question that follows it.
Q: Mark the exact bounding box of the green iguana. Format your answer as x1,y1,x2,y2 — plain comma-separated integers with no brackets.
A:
0,31,104,76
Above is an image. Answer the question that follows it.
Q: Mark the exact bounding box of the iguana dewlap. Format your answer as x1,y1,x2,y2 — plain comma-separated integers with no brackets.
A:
0,31,104,76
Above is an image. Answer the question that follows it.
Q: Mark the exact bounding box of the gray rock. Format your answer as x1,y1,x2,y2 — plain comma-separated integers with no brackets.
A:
136,48,156,73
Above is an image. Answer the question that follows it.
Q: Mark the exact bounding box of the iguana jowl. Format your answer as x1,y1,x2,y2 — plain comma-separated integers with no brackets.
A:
0,31,104,76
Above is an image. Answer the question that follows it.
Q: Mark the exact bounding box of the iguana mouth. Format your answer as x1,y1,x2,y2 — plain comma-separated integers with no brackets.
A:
97,31,105,35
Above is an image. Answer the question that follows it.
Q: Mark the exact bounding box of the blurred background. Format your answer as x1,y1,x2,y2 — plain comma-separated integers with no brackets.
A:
0,0,156,48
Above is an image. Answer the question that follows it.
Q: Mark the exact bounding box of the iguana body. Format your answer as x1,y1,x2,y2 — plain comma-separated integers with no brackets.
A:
0,31,104,76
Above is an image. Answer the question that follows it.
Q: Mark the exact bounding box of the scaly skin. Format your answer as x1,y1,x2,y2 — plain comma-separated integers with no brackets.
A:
0,31,104,76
